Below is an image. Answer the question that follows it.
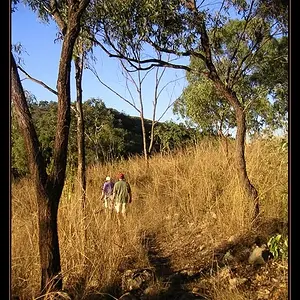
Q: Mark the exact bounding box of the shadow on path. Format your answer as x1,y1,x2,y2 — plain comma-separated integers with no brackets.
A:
62,218,287,299
141,232,205,300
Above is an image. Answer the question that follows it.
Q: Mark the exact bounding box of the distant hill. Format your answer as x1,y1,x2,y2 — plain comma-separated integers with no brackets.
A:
108,108,155,156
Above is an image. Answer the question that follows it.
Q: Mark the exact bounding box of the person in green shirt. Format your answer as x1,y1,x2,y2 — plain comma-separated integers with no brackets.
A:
112,173,132,217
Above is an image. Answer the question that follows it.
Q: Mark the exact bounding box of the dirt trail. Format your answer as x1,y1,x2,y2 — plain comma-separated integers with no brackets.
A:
141,232,205,299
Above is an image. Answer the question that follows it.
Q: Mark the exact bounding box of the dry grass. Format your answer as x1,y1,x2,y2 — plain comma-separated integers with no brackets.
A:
11,137,288,299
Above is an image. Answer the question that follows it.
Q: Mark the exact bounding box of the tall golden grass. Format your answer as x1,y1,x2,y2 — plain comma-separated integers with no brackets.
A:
11,137,288,299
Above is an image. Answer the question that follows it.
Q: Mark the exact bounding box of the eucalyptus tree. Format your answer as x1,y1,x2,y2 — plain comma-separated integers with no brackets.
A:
89,0,288,220
11,0,90,294
174,23,287,140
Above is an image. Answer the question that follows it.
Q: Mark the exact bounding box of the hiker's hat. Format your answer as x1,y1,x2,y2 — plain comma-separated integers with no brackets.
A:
118,173,125,179
106,176,110,181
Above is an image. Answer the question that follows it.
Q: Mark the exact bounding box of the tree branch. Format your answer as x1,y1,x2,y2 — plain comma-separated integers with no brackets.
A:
87,64,141,113
88,36,192,72
49,0,67,35
157,98,178,123
146,38,206,62
120,60,138,106
199,19,220,81
231,37,268,88
17,65,58,96
226,0,255,87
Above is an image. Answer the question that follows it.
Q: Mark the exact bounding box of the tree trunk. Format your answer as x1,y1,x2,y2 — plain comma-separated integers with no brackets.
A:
235,105,259,218
11,0,90,294
74,54,88,275
148,120,156,156
196,18,260,221
36,190,62,292
137,80,148,163
140,113,148,163
216,84,260,220
74,55,86,210
11,53,63,292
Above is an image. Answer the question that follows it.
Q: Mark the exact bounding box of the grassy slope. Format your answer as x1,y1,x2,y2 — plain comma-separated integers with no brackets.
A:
11,137,288,299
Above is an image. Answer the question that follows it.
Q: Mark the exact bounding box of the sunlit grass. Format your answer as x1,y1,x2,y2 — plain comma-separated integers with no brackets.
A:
11,136,288,299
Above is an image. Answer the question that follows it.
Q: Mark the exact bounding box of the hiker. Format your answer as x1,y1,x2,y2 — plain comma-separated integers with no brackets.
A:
112,173,132,217
100,176,114,213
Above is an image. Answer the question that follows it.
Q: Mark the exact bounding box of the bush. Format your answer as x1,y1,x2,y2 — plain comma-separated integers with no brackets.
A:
267,234,288,259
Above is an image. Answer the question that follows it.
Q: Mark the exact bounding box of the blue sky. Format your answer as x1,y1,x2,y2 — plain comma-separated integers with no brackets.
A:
11,3,189,122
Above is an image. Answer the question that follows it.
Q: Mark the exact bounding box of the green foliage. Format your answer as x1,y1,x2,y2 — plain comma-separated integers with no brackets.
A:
153,121,202,152
92,0,190,55
267,234,288,260
91,0,287,63
110,109,153,156
81,98,132,164
11,120,28,177
255,0,288,34
249,37,288,132
31,100,57,167
11,43,28,66
11,91,39,177
174,75,235,135
12,96,199,178
174,17,287,136
20,0,54,23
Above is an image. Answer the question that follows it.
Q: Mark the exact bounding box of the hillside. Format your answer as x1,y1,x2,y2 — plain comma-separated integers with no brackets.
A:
12,100,197,178
11,137,288,300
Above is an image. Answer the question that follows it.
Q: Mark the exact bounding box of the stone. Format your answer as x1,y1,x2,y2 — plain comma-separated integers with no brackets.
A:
248,246,266,265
